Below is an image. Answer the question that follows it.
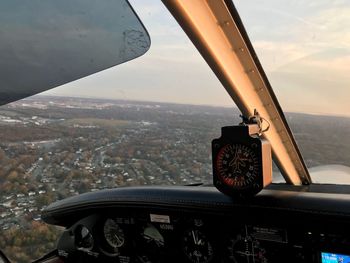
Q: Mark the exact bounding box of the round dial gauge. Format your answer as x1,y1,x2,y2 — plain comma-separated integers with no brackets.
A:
215,144,259,188
226,234,251,263
226,235,268,263
136,223,165,263
142,224,164,248
75,225,94,250
103,218,125,248
183,229,214,263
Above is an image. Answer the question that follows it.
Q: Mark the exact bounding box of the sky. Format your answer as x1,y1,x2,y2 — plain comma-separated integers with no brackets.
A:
44,0,350,116
235,0,350,116
45,0,232,107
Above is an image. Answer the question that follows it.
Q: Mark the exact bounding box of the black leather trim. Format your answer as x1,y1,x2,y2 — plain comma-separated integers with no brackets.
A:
42,185,350,227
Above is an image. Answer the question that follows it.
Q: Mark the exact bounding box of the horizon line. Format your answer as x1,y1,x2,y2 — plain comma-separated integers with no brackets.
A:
22,94,350,119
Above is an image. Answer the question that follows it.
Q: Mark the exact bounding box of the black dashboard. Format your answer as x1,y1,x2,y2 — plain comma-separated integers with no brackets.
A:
41,185,350,263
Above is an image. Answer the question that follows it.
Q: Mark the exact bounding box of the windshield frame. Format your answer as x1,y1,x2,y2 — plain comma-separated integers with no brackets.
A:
161,0,311,185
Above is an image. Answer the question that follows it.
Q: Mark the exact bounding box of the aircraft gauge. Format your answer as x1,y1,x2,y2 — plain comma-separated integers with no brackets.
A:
103,218,125,248
75,225,94,250
136,223,165,263
212,112,272,198
226,234,268,263
182,229,214,263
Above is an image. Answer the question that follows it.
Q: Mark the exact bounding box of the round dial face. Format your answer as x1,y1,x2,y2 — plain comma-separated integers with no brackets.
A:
103,218,125,248
136,223,165,263
226,235,268,263
183,229,214,263
215,144,260,189
141,223,164,248
75,225,94,250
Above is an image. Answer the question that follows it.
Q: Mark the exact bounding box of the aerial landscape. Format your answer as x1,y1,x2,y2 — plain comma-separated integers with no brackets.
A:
0,96,350,262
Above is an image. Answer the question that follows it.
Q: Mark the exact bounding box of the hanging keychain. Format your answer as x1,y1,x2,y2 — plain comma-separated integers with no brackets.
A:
212,110,272,198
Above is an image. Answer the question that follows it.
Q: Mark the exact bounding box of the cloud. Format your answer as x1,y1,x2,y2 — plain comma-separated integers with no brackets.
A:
234,1,350,115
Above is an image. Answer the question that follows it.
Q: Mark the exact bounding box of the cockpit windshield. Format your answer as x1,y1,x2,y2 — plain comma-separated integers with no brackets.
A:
234,0,350,183
1,0,350,262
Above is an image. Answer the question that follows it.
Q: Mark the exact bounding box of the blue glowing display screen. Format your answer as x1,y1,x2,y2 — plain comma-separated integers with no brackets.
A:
322,252,350,263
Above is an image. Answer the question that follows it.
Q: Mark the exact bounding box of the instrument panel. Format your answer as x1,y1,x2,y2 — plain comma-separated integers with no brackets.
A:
42,186,350,263
56,210,350,263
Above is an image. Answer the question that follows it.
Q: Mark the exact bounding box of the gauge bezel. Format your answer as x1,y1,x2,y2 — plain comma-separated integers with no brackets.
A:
74,224,94,251
212,126,265,197
135,222,166,262
182,221,215,263
103,218,125,249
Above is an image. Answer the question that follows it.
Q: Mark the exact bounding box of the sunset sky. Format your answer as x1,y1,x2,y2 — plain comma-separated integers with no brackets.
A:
45,0,350,116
